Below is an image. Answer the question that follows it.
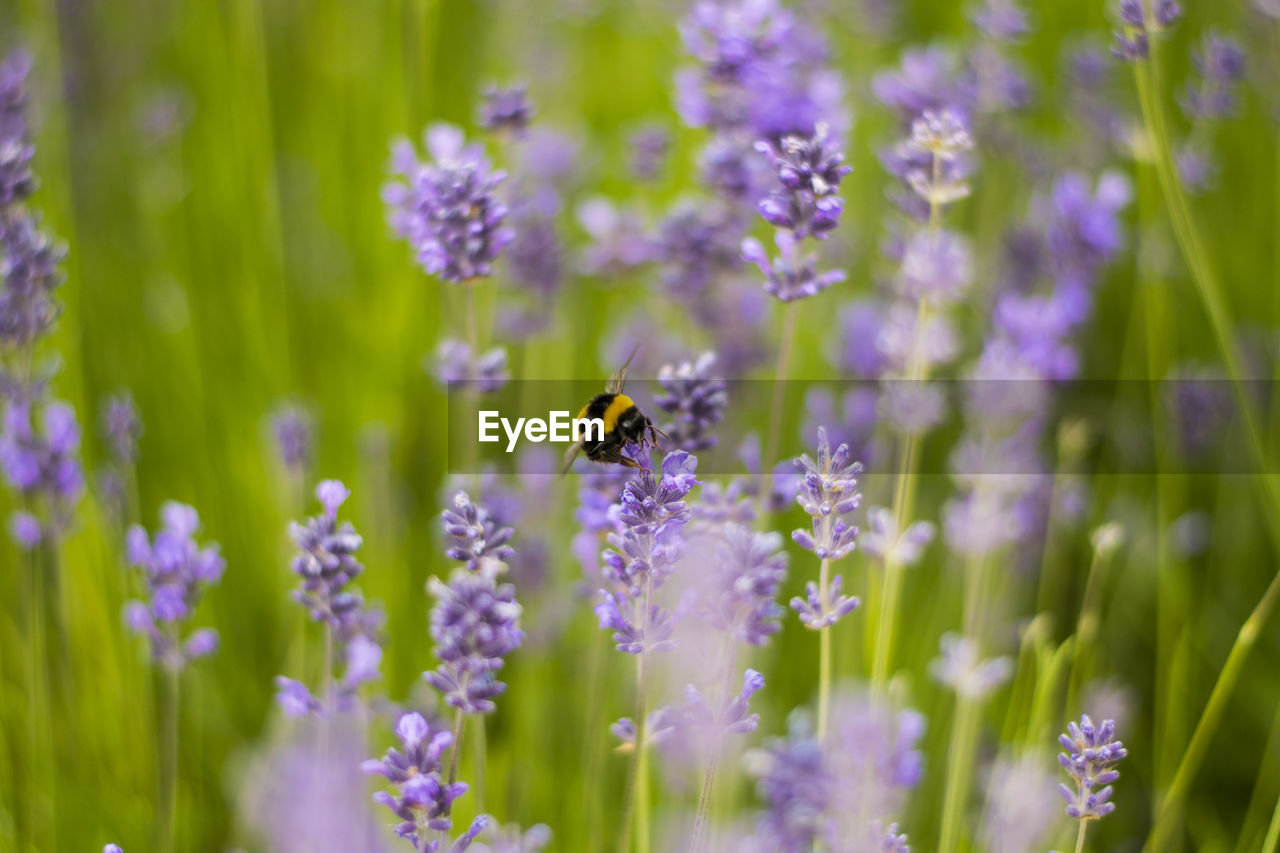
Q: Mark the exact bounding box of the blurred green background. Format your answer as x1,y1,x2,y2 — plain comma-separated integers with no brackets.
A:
1,0,1278,851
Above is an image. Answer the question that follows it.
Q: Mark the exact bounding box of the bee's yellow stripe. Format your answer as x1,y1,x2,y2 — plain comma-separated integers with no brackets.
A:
577,405,589,421
602,394,634,432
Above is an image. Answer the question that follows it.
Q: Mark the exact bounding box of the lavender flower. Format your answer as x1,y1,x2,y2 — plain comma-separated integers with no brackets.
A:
860,507,935,567
747,695,924,850
424,570,523,714
362,712,471,846
898,109,975,211
596,451,699,654
124,502,225,670
676,669,766,748
288,480,366,630
790,574,859,629
698,523,788,645
930,634,1012,699
1112,0,1181,61
478,84,533,136
1180,34,1245,121
442,490,515,573
872,46,963,119
971,0,1031,41
897,229,973,304
101,390,142,465
430,339,510,393
8,508,40,549
384,124,512,283
630,125,669,181
1057,715,1127,820
982,756,1059,853
575,198,657,276
741,233,845,302
655,352,728,452
1,210,66,350
271,403,313,472
792,427,862,560
755,125,851,240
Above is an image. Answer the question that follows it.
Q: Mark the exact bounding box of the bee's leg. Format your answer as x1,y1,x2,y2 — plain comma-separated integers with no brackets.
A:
618,456,642,469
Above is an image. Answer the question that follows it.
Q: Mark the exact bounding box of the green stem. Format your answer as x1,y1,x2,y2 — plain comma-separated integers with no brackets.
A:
158,666,180,853
1144,568,1280,851
817,558,832,737
1075,819,1089,853
1132,41,1280,848
762,300,799,500
938,696,980,852
474,717,487,815
448,708,466,787
1264,789,1280,853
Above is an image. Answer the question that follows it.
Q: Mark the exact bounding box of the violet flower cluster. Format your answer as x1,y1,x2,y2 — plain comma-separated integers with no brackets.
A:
789,428,861,629
426,489,523,715
741,125,850,302
0,49,82,549
746,695,924,851
1057,715,1127,821
123,502,225,670
384,123,512,283
594,450,699,655
1112,0,1182,61
270,402,313,474
275,480,384,717
655,351,727,452
930,633,1012,700
424,568,524,715
362,711,483,850
1176,34,1246,192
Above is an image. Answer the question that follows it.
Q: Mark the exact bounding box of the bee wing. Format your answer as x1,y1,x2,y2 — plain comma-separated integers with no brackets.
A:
606,344,641,394
560,441,584,476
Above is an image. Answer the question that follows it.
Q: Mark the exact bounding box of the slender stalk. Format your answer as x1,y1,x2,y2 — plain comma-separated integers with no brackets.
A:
962,552,990,641
1144,567,1280,851
1264,789,1280,853
448,707,466,786
1066,546,1110,713
817,557,832,737
634,575,654,853
937,696,980,852
762,300,800,496
158,666,180,853
689,646,737,852
1132,39,1280,848
474,716,487,814
1074,820,1090,853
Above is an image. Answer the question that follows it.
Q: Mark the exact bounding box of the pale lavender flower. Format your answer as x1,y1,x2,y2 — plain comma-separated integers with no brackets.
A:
971,0,1031,41
8,508,40,549
362,711,470,846
1180,34,1245,121
1112,0,1181,61
271,403,313,471
675,669,766,749
101,390,142,464
504,189,563,300
832,300,888,377
656,202,743,299
572,464,631,578
700,137,762,202
1057,715,1127,820
0,50,32,146
0,397,84,504
478,84,533,136
747,695,924,850
982,756,1059,853
595,451,699,654
698,523,788,646
1,210,66,350
424,570,523,715
801,387,878,467
792,426,862,561
897,229,974,304
430,339,509,393
575,197,657,276
384,124,512,282
240,720,391,853
474,822,553,853
630,125,669,181
931,634,1012,699
861,506,935,567
1043,171,1130,292
872,46,963,119
124,502,224,670
442,490,515,573
655,351,728,452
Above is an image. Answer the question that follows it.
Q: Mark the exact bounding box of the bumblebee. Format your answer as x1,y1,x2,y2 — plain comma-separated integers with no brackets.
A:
561,349,667,474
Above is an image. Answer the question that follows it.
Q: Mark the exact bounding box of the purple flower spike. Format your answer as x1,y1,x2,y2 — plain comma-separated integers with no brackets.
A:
1057,714,1127,821
790,574,859,629
101,390,142,465
364,711,469,847
930,633,1012,699
442,490,515,574
791,426,863,560
861,507,935,566
478,84,533,136
124,502,224,670
655,351,728,452
384,123,512,283
424,569,523,715
270,403,313,471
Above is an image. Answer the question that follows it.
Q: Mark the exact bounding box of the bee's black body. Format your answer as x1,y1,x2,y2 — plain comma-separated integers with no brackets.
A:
579,392,655,465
